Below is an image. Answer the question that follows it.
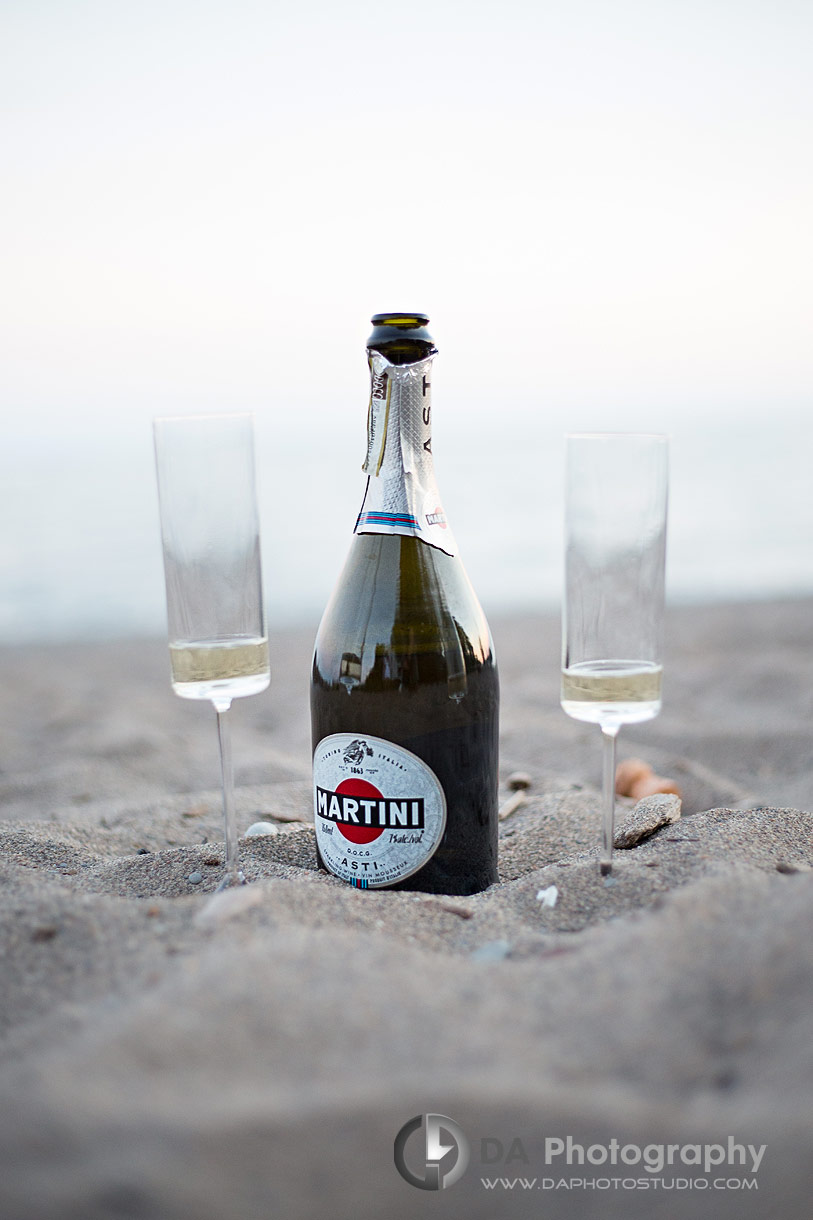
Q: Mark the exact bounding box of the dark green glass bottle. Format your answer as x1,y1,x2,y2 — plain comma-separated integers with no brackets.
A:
310,313,499,894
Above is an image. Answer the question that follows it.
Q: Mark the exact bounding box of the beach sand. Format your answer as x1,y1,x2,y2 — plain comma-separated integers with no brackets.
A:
1,599,812,1219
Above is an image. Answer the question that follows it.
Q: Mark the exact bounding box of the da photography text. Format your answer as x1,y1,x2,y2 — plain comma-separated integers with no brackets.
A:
393,1115,766,1194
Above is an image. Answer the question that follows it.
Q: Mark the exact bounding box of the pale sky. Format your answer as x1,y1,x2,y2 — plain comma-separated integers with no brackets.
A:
3,0,812,433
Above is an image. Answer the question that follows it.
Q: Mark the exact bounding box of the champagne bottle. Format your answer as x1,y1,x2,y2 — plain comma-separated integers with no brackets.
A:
310,312,499,894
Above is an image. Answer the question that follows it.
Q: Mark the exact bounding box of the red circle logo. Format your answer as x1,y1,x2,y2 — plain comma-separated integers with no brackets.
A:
335,778,385,844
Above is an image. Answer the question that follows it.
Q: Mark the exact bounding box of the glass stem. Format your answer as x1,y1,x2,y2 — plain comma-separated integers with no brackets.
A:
214,698,243,888
600,723,620,876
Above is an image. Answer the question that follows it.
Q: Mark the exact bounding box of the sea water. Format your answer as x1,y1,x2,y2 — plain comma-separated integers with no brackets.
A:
1,404,811,644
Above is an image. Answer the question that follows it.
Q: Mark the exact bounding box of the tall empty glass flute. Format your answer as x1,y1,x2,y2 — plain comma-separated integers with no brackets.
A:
154,413,269,890
561,432,669,876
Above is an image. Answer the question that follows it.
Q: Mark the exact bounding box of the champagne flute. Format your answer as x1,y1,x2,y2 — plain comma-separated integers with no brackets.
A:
561,432,669,876
153,413,269,891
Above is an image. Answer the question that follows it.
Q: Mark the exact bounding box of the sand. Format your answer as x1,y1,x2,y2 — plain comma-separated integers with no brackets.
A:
1,599,812,1219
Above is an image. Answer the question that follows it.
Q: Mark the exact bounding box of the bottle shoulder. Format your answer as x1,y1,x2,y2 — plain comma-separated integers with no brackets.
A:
317,533,490,634
313,533,496,688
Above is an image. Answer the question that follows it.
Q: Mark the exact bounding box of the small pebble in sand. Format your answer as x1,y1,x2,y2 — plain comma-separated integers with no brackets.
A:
31,925,58,942
187,871,203,885
244,821,280,838
536,885,559,908
614,793,682,849
776,860,812,875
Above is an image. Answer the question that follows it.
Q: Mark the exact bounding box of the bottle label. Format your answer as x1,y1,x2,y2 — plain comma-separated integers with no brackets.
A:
312,733,447,888
356,352,457,558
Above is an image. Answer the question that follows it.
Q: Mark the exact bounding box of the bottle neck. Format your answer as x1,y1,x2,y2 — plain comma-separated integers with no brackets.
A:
355,350,457,558
362,351,434,478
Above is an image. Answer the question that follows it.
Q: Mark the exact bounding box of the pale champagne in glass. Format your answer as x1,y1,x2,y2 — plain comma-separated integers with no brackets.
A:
154,413,269,890
561,433,669,875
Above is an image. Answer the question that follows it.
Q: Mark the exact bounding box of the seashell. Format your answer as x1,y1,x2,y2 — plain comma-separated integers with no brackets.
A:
628,773,682,800
615,758,652,796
